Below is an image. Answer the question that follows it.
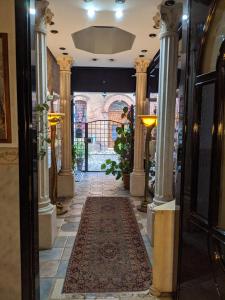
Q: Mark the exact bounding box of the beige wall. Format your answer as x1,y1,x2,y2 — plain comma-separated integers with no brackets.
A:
73,92,135,122
0,1,21,299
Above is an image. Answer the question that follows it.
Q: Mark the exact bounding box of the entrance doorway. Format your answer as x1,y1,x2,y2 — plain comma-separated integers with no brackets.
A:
72,93,134,172
73,120,123,172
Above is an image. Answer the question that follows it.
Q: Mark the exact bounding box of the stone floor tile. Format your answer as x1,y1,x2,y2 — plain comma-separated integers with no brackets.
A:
40,260,60,277
61,247,72,260
61,222,79,232
65,216,81,223
53,237,68,248
84,294,96,299
58,231,77,237
40,278,56,300
39,248,64,261
50,279,65,299
65,236,76,248
56,260,69,278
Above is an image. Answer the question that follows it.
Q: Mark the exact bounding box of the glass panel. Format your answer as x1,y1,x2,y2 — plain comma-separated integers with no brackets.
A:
218,100,225,230
109,100,128,111
196,83,215,218
201,0,225,74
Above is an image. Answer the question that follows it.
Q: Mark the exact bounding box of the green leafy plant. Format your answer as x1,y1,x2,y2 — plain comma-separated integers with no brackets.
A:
101,106,134,180
72,144,77,170
35,94,54,159
72,142,85,170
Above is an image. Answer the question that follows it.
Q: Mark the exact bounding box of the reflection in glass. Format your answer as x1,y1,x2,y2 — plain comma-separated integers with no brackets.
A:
201,0,225,74
196,83,215,218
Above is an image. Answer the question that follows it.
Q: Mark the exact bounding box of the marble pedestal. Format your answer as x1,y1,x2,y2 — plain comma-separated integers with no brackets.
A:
39,205,57,249
57,173,75,198
150,200,178,296
147,203,155,246
130,171,145,196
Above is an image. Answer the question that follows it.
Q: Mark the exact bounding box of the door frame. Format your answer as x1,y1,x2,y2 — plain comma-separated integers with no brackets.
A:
15,1,39,299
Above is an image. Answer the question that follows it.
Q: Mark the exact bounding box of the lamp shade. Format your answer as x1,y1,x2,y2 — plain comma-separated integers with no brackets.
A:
138,115,158,128
48,112,65,126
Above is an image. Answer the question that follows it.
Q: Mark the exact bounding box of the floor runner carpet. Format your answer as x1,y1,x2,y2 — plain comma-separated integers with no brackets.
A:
63,196,151,293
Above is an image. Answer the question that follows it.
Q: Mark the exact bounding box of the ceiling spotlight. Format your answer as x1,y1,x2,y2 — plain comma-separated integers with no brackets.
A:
115,0,126,3
62,52,68,55
109,58,115,62
92,58,98,61
149,33,157,38
139,55,145,58
182,14,188,21
115,10,123,19
50,21,55,26
141,49,148,53
84,0,93,2
29,8,36,15
59,47,66,50
87,8,96,18
50,30,59,34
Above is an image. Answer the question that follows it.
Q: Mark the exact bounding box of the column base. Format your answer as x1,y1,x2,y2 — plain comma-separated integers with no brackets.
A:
57,173,75,198
39,205,57,249
130,171,145,196
149,285,172,297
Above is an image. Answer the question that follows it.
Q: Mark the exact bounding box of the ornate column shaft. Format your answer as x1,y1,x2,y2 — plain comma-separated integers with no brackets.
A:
36,0,56,249
147,3,182,246
153,3,182,205
130,59,150,196
57,55,75,197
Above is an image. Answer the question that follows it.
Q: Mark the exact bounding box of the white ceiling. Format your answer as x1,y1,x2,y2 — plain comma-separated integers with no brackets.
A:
47,0,161,67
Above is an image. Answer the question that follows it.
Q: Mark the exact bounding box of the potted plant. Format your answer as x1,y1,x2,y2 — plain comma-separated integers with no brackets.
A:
72,142,85,171
101,106,134,189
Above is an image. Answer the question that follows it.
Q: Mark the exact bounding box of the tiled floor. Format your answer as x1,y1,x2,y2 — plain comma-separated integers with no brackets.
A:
39,173,168,300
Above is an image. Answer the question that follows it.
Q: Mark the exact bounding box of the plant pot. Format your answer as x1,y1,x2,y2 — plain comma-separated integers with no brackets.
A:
123,173,130,190
76,158,84,171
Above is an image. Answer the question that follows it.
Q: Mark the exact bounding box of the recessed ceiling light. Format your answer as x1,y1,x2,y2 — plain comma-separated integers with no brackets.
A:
115,0,126,3
29,8,36,15
50,30,58,34
62,52,68,55
139,55,145,58
182,14,188,20
84,0,93,2
115,10,123,19
141,49,148,53
153,25,159,29
149,33,157,38
50,21,55,26
165,0,175,6
109,58,115,62
87,8,95,18
59,47,66,50
92,58,98,61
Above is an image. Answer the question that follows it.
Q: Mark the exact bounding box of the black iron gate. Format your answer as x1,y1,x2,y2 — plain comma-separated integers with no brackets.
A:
72,120,123,172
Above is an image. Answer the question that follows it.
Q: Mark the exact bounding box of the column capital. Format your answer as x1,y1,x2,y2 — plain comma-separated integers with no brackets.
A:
35,0,54,33
135,58,150,73
159,3,182,36
57,55,73,71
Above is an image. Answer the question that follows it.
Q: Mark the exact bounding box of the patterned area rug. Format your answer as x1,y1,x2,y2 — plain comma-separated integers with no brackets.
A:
63,196,151,293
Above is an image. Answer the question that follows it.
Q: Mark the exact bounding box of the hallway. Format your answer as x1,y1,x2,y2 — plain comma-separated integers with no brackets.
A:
39,173,155,300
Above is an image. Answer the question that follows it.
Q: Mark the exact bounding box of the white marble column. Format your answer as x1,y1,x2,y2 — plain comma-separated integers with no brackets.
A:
130,59,150,196
147,2,182,244
36,0,56,249
57,55,75,197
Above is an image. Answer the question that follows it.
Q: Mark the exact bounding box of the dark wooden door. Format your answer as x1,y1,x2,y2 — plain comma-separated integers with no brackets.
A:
177,0,225,298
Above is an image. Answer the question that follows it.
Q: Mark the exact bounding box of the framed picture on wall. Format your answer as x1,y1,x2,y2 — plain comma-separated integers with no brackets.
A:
0,33,11,143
